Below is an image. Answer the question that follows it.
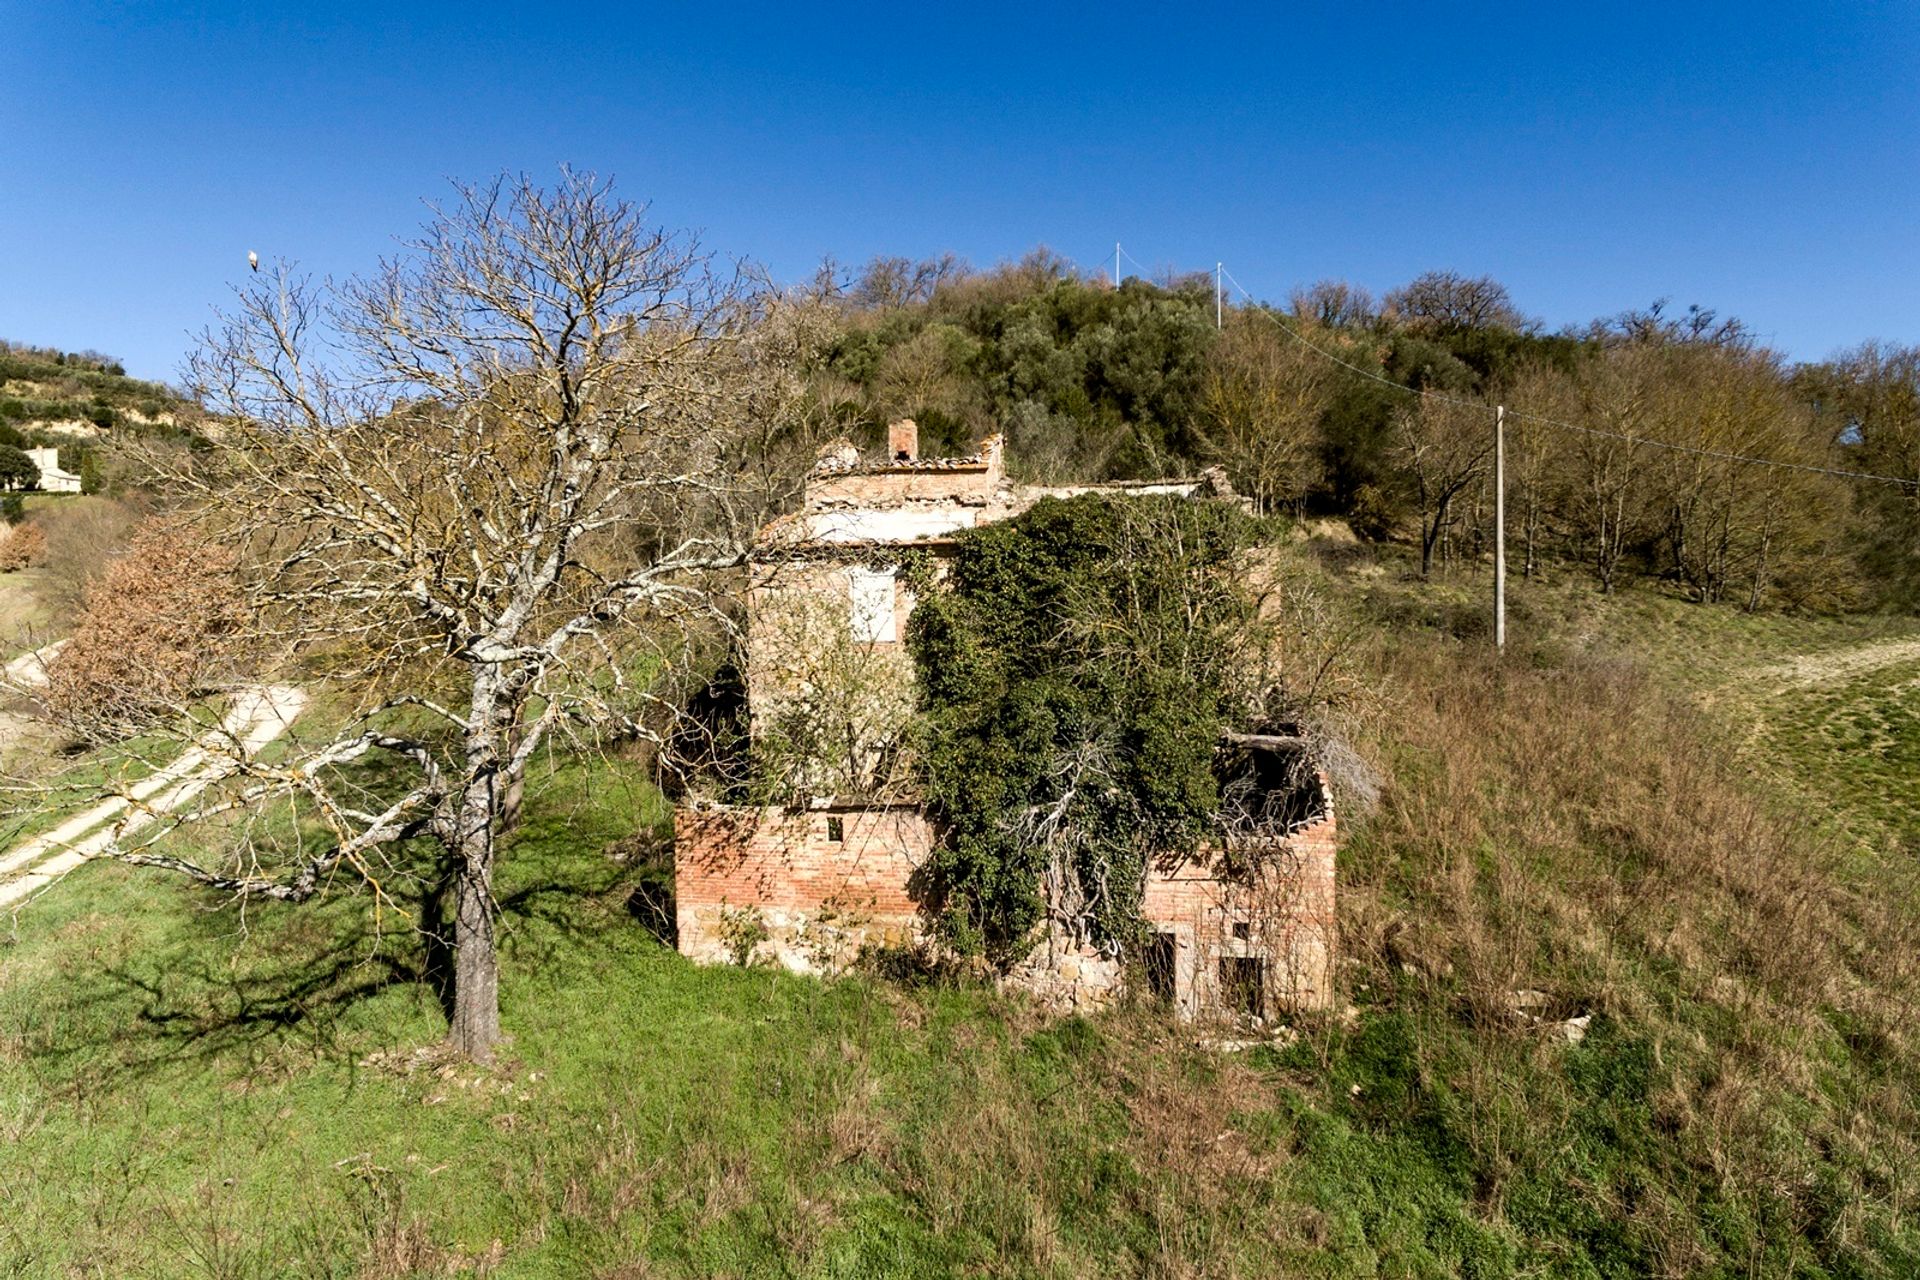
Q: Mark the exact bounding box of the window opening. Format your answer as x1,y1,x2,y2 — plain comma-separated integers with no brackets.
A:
847,567,897,643
1218,957,1264,1018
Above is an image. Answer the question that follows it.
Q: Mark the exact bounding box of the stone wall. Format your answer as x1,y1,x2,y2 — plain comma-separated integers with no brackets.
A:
804,464,994,509
674,803,933,973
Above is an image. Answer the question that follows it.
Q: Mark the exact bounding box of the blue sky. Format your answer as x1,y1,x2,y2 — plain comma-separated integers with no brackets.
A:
3,2,1915,381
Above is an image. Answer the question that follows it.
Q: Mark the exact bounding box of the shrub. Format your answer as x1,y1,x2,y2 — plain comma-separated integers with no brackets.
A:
0,520,46,571
909,494,1260,957
42,519,247,739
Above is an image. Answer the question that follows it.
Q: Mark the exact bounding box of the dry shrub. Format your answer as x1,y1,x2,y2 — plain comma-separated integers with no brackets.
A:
42,517,248,740
1339,635,1920,1256
35,495,142,613
0,520,45,572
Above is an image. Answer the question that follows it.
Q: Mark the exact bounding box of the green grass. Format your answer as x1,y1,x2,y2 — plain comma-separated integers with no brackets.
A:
3,554,1920,1277
0,760,1327,1278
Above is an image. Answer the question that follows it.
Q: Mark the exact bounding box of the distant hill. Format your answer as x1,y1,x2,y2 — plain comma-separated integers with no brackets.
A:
0,340,202,492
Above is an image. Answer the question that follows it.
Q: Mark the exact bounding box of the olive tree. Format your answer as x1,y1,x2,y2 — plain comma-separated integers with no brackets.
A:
117,172,822,1059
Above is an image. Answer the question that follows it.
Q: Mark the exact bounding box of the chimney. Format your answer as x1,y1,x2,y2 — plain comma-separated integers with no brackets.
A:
888,418,918,463
979,432,1005,481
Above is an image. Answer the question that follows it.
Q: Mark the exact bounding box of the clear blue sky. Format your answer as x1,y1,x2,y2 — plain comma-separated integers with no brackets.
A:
3,2,1915,382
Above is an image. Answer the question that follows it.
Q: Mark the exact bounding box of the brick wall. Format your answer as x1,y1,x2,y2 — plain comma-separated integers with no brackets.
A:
1140,810,1339,1015
1006,810,1338,1018
674,804,933,973
674,797,1338,1019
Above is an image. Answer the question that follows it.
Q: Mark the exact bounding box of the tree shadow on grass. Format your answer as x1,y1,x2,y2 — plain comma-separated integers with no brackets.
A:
34,793,674,1088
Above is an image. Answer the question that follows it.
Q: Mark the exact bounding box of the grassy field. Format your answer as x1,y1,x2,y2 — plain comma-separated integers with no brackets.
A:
0,567,58,660
2,550,1919,1277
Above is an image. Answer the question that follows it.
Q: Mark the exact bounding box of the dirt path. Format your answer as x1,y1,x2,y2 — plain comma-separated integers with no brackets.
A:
1753,636,1920,695
0,684,307,910
1,639,67,693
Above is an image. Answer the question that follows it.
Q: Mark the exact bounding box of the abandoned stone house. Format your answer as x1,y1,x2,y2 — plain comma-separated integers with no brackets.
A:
672,421,1338,1019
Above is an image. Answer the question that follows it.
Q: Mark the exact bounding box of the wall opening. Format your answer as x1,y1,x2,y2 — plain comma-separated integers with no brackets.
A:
1145,932,1177,1003
826,816,845,842
1218,957,1265,1018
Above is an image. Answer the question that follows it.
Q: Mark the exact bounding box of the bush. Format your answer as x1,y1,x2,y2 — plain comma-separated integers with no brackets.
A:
42,519,247,739
909,494,1258,956
0,520,46,571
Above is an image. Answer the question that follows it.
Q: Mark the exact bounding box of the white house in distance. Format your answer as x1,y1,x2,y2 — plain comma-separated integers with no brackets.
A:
25,447,81,494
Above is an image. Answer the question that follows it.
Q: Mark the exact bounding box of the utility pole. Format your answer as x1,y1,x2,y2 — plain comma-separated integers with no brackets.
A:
1215,262,1223,328
1493,404,1506,651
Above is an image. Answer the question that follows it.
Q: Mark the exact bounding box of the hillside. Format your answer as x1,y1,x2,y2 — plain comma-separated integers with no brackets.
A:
0,341,193,437
0,341,200,499
3,541,1917,1277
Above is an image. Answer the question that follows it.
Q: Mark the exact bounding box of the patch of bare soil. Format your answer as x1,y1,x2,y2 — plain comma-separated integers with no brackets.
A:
1754,637,1920,694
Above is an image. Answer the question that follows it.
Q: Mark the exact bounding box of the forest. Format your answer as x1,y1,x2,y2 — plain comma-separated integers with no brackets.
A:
806,253,1920,610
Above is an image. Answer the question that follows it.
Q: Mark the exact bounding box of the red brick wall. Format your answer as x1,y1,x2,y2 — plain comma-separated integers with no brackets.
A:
674,804,933,970
672,796,1337,1013
1138,810,1339,1013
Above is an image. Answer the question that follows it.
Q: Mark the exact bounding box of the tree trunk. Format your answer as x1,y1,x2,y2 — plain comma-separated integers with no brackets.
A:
447,770,500,1060
449,854,499,1059
498,771,525,837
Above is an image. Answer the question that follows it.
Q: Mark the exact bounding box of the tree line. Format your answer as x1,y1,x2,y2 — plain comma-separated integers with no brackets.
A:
807,256,1920,610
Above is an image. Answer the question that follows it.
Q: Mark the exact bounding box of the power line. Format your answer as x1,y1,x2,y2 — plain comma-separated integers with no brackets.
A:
1215,266,1920,491
1117,243,1157,281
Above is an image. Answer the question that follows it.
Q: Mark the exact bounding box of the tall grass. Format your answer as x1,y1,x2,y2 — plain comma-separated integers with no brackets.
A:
2,603,1918,1276
1329,635,1920,1276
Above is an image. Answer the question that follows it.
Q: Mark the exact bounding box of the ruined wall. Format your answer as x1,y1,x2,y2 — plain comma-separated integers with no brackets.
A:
806,464,1000,508
1005,793,1338,1019
1140,810,1339,1018
674,798,1337,1018
674,804,933,973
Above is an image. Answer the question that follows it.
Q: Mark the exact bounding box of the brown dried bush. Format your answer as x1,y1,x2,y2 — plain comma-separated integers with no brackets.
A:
42,519,248,740
0,521,46,572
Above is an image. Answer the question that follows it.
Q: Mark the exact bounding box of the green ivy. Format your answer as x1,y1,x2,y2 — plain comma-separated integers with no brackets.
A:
906,494,1255,959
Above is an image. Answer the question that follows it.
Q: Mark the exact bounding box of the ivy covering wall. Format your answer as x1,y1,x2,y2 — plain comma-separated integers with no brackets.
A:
906,494,1258,959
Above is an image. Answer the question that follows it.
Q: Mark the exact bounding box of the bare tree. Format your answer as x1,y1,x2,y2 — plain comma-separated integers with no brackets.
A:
110,172,819,1059
1384,271,1531,333
1288,279,1377,329
1196,314,1338,514
1393,391,1495,577
848,253,970,311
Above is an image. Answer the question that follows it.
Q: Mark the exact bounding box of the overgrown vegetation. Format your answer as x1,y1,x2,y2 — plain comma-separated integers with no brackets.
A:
907,495,1260,958
6,561,1920,1276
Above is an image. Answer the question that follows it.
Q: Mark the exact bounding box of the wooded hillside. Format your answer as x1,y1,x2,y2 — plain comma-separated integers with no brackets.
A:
807,255,1920,610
